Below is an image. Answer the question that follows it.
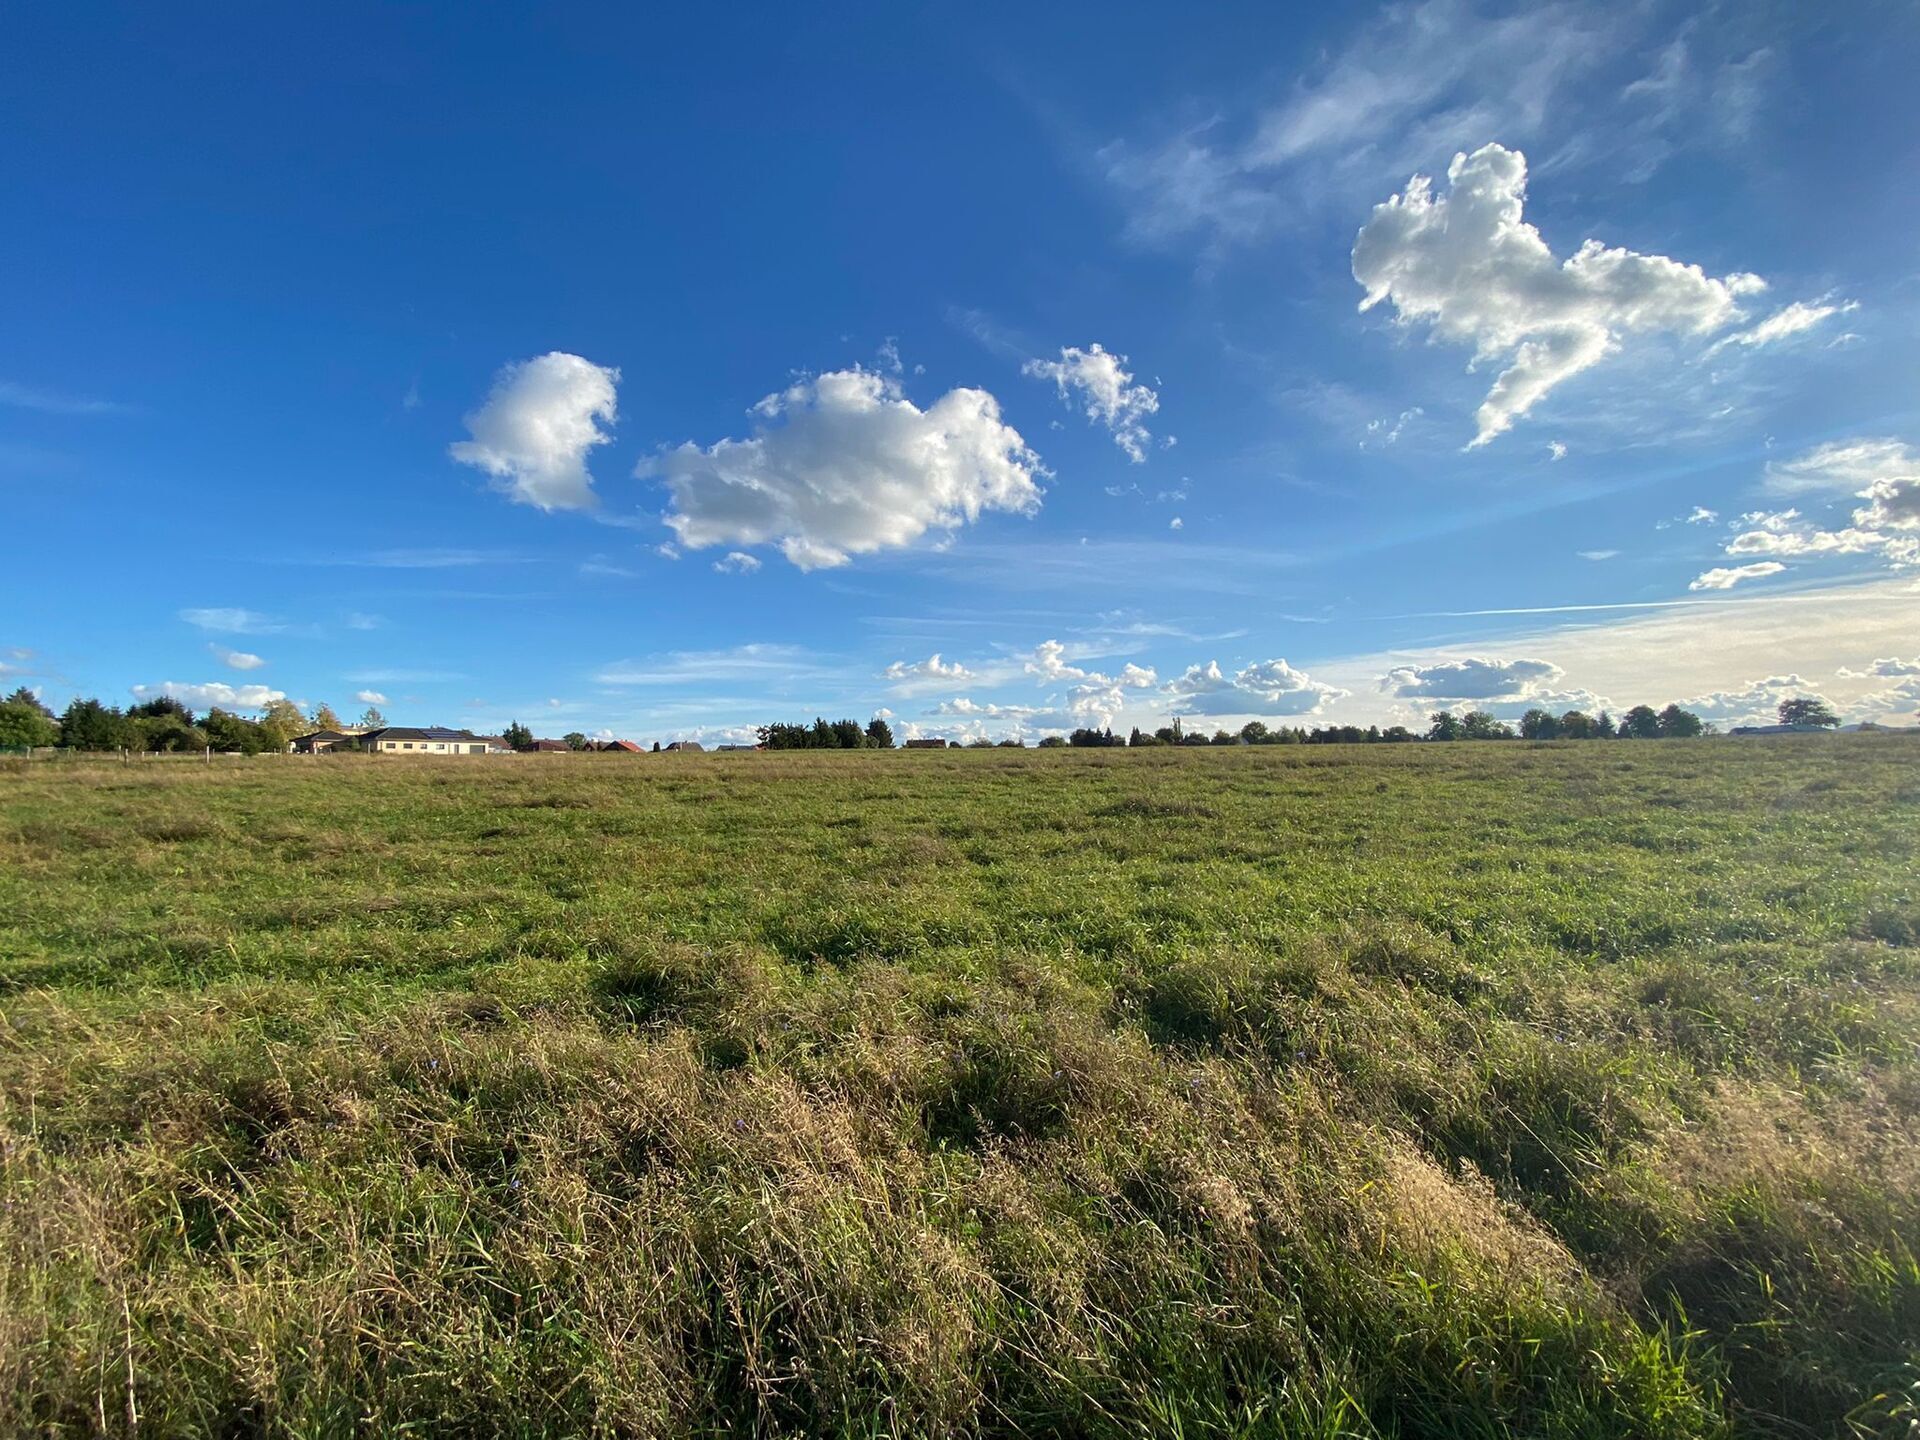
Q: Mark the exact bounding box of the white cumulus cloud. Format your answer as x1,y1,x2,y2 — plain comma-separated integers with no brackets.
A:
645,367,1044,571
884,654,973,683
1352,142,1763,446
353,690,388,705
1022,343,1160,462
712,551,761,575
1680,673,1816,727
1737,441,1920,574
211,645,265,671
1690,561,1785,590
130,681,287,712
1166,658,1346,716
1380,655,1564,699
1837,657,1920,680
449,352,620,512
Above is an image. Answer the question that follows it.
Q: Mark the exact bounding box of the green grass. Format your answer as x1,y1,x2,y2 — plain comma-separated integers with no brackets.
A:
2,739,1917,1438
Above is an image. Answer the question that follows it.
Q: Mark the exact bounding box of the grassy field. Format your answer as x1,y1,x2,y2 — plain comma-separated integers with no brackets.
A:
2,740,1917,1438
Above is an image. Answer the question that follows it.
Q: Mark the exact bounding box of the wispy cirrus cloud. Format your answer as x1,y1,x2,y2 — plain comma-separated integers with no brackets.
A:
1095,0,1773,258
180,607,285,636
594,644,836,688
0,379,133,416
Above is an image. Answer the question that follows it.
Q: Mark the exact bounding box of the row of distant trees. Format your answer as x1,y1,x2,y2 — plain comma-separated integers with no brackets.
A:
1061,697,1846,748
4,687,1853,757
757,717,897,750
0,690,385,753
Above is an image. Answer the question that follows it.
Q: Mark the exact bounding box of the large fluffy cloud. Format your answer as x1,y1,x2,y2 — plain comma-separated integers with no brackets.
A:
1679,674,1817,728
1352,143,1763,446
645,368,1044,570
1022,344,1161,462
130,681,287,712
1166,658,1346,716
450,352,620,512
1380,655,1564,699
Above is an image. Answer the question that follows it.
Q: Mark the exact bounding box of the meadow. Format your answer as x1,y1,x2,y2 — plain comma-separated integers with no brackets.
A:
1,740,1916,1438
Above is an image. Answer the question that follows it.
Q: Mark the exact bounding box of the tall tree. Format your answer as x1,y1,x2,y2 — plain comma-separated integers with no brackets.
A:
1657,704,1706,737
203,707,270,754
59,698,129,751
1460,711,1513,740
311,703,344,731
129,695,195,725
0,698,59,749
1519,708,1559,740
865,716,895,749
563,731,591,751
504,721,534,751
1620,705,1663,740
1427,711,1463,741
1558,710,1596,739
358,706,387,730
259,698,305,751
1777,696,1840,729
3,686,54,720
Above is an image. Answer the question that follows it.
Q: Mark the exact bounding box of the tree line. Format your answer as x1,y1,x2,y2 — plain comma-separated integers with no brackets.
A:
1064,696,1846,748
757,717,896,749
2,688,1854,757
0,690,383,753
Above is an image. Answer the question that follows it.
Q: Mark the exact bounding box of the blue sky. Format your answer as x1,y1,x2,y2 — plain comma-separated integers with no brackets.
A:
5,2,1919,742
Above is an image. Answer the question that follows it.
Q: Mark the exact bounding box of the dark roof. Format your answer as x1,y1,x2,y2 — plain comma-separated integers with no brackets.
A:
663,740,705,752
363,726,477,742
293,729,349,743
526,739,571,751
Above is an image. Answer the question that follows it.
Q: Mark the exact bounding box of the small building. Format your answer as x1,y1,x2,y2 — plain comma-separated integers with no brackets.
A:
714,743,758,752
599,739,643,752
904,738,948,749
290,729,352,754
361,726,504,756
663,740,705,752
525,738,572,753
